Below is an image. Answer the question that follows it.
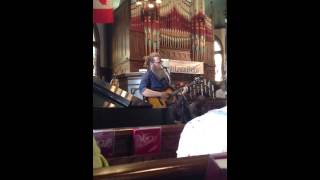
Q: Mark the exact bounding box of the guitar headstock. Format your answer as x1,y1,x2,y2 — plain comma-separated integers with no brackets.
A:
194,76,201,82
189,76,202,86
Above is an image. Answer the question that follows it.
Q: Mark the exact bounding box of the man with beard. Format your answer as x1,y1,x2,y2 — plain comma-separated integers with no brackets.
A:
139,52,172,107
139,52,191,124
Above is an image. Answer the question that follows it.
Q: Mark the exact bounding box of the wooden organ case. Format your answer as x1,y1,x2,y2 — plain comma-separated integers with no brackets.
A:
112,0,215,82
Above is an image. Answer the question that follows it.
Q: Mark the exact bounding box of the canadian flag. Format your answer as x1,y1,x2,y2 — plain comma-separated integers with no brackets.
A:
93,0,114,23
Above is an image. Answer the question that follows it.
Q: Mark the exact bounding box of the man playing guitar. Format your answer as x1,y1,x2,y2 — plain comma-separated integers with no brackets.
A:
139,52,175,108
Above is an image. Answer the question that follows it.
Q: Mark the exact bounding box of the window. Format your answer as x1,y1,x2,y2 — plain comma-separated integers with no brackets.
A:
93,25,101,77
93,28,97,76
214,38,223,82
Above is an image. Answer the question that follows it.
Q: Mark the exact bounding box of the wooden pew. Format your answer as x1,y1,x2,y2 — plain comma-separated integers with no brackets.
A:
95,124,185,165
205,154,227,180
107,152,177,166
94,153,227,180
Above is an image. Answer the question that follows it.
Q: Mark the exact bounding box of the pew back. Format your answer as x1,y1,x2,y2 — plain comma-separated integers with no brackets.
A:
94,153,227,180
94,124,185,165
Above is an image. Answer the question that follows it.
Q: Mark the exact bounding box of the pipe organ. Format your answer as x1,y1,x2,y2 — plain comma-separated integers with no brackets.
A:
112,0,215,81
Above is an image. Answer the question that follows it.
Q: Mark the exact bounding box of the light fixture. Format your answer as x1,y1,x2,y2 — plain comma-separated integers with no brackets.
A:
148,3,154,8
136,0,162,7
137,0,162,23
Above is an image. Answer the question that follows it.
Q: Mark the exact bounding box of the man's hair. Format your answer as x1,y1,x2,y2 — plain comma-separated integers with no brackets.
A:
143,56,154,70
143,56,150,68
143,52,161,70
149,52,161,63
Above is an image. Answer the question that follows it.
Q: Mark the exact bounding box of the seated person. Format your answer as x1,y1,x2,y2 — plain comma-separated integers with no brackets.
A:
171,95,192,123
215,82,227,99
176,106,227,158
93,136,109,168
188,95,211,119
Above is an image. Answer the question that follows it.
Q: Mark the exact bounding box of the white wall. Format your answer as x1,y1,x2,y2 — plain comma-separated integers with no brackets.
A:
214,27,226,79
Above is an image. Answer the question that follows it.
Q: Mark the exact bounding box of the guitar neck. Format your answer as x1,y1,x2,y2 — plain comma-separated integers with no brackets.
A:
171,83,193,96
168,78,199,97
171,89,182,96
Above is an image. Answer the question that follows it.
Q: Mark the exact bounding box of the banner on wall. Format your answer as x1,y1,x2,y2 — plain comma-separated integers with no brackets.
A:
167,60,204,74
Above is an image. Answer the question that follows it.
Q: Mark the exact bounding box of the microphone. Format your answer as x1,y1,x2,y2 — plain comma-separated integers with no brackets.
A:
160,64,167,70
160,64,171,85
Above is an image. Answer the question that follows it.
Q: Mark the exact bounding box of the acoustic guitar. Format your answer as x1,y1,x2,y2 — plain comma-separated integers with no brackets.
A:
146,77,201,108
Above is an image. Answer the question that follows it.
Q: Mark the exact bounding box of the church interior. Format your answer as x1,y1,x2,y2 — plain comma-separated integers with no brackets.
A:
93,0,227,179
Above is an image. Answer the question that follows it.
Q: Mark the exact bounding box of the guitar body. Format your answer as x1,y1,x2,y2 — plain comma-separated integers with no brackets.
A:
145,77,201,108
147,88,176,108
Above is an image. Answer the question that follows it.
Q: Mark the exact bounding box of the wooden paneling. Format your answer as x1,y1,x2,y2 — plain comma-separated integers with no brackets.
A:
160,48,191,61
204,63,215,81
112,1,130,73
130,59,145,72
129,31,145,61
114,60,130,75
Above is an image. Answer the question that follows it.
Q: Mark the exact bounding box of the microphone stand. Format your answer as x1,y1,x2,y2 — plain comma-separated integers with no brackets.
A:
161,65,171,86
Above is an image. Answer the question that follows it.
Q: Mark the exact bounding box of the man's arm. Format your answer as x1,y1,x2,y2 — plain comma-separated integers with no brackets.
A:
142,88,169,98
139,72,169,98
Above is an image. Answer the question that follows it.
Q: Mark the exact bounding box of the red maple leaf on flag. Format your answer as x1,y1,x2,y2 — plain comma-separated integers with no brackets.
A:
98,0,106,5
93,0,113,23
